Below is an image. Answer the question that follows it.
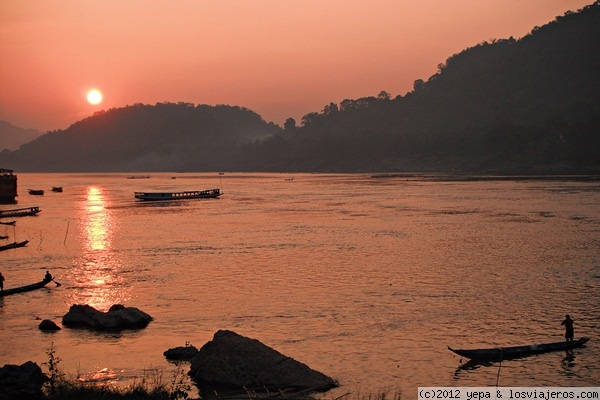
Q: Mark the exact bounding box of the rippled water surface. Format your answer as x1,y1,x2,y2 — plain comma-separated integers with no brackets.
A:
1,173,599,396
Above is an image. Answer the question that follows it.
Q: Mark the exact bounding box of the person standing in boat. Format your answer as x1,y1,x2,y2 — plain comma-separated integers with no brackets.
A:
0,272,4,292
43,271,53,283
561,314,574,342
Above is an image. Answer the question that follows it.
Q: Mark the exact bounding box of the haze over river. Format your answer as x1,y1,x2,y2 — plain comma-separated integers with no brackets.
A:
1,173,598,396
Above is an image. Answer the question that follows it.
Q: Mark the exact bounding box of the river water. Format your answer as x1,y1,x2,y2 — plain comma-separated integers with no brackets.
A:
1,173,598,397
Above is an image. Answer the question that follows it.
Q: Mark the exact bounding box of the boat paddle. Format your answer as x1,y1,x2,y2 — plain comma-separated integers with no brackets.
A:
52,279,61,287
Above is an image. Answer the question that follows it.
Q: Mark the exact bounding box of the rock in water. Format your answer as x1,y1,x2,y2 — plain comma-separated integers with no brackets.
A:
62,304,153,330
189,330,337,391
164,345,199,360
39,319,61,331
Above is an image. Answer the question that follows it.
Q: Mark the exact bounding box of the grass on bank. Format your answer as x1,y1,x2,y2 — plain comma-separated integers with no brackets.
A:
43,343,191,400
42,344,402,400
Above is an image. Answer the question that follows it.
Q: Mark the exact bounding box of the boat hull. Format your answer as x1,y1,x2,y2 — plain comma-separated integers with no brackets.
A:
0,240,29,251
0,207,41,218
134,188,221,201
0,280,51,297
448,337,590,361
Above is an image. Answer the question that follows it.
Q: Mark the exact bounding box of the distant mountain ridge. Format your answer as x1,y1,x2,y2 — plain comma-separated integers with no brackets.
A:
0,121,42,151
1,2,598,173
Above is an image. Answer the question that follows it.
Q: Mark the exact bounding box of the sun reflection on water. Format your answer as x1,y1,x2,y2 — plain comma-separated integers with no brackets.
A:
86,187,110,251
70,186,131,311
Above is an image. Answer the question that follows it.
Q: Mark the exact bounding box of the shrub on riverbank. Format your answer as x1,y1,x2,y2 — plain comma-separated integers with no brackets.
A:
42,343,189,400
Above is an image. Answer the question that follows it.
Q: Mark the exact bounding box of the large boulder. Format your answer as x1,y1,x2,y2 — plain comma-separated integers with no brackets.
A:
0,361,48,400
62,304,153,330
189,330,337,391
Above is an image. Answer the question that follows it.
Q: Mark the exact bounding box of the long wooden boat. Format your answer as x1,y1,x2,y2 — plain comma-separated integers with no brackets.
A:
134,188,221,201
448,337,590,361
28,189,44,195
0,206,41,218
51,186,63,192
0,280,51,297
0,239,29,251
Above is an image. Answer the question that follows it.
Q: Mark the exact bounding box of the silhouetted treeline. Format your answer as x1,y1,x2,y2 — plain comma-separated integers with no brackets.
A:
1,103,280,172
250,2,600,173
1,2,599,173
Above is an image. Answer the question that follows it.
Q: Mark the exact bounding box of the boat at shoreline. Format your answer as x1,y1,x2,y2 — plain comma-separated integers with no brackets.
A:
448,337,590,361
0,206,41,218
0,279,52,297
134,188,221,201
0,168,18,204
0,239,29,252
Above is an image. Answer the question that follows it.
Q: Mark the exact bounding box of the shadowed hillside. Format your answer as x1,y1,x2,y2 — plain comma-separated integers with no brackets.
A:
0,121,42,151
1,103,280,172
1,2,598,173
259,2,600,173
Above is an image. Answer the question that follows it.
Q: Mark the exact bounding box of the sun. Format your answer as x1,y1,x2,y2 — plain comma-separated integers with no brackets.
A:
87,89,103,105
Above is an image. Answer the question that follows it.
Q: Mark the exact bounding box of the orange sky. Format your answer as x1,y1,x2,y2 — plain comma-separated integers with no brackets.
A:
0,0,593,132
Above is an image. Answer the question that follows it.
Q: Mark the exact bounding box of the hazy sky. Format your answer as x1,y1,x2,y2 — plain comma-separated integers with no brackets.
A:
0,0,593,132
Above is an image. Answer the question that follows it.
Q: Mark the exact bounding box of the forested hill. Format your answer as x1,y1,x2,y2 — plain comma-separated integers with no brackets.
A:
0,104,281,172
1,2,599,173
267,2,600,173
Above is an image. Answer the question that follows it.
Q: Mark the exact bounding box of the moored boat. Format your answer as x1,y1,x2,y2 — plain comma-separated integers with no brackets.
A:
0,168,18,204
0,206,41,218
0,239,29,251
28,189,44,195
0,279,52,297
134,188,221,201
51,186,63,192
448,337,590,361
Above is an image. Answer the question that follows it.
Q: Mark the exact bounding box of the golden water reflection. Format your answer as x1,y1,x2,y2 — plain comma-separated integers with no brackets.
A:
70,186,130,311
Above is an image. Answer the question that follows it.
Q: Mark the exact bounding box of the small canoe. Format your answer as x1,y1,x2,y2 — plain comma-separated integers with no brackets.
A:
28,189,44,195
448,337,590,361
0,280,52,297
0,239,29,251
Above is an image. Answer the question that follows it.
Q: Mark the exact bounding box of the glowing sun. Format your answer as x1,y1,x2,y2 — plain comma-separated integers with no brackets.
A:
87,89,103,105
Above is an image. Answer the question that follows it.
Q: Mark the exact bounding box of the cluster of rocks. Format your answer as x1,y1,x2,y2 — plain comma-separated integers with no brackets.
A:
3,304,154,397
62,304,153,330
37,304,153,332
8,303,337,398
